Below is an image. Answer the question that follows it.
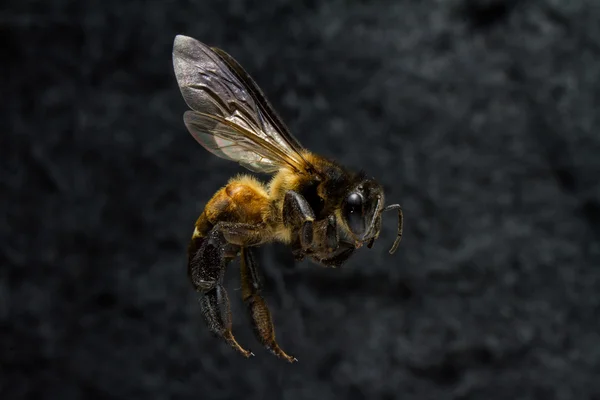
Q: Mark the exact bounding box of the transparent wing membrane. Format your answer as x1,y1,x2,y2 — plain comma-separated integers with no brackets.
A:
173,35,311,174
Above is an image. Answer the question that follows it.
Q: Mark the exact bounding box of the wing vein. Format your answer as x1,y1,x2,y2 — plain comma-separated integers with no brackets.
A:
173,35,316,175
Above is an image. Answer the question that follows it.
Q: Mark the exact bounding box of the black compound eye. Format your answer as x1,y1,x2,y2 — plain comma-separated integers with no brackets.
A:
344,192,365,236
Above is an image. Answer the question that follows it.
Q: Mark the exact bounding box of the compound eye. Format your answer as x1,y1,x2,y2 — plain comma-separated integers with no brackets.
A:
343,192,365,236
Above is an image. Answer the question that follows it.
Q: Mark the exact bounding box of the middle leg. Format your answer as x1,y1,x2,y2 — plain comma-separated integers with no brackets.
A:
240,246,297,363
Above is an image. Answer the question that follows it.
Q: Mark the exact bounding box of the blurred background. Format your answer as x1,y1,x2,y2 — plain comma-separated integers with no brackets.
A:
3,0,600,399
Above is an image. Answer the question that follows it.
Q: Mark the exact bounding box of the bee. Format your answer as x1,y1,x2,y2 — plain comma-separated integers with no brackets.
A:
172,35,403,363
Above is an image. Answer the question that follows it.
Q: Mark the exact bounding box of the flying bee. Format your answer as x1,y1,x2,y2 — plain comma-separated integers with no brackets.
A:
172,35,403,363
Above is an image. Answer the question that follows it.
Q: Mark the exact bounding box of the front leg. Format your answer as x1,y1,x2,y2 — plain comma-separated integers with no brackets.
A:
310,214,338,254
283,190,339,259
283,190,315,259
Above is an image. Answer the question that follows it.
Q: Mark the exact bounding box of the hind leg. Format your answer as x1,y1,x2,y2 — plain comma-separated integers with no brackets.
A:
189,226,260,357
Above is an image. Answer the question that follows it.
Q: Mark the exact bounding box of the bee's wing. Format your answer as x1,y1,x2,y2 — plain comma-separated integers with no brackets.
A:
183,111,295,173
173,35,311,174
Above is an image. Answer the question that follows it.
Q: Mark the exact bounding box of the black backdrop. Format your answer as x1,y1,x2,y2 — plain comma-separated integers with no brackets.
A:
3,0,600,399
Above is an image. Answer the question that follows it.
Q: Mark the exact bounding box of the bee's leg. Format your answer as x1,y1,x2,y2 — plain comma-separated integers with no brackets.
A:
283,190,316,259
211,221,265,248
283,190,340,257
189,229,255,358
200,283,254,357
240,246,297,363
311,214,338,253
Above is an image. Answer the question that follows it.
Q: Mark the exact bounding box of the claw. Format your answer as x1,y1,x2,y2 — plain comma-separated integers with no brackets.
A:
223,331,253,358
267,344,297,363
242,349,254,358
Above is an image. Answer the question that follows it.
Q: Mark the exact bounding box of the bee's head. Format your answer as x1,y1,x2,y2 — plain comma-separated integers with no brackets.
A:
341,177,403,254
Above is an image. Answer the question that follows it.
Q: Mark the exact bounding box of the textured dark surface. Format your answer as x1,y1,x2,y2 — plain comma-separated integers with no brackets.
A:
3,0,600,399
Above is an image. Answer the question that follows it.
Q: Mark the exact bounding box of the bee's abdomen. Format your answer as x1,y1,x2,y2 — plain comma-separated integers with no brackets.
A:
188,211,212,261
188,175,270,258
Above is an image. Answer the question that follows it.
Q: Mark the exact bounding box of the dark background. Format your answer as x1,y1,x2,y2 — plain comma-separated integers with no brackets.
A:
3,0,600,399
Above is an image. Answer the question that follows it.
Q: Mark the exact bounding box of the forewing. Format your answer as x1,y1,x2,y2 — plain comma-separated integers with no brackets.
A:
173,35,308,173
210,46,305,154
